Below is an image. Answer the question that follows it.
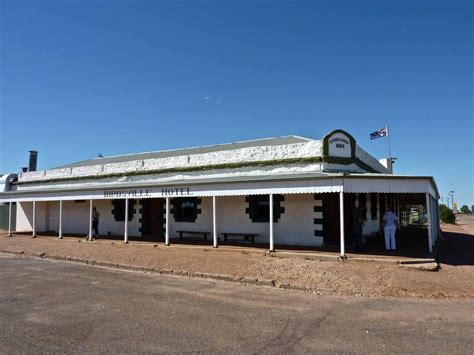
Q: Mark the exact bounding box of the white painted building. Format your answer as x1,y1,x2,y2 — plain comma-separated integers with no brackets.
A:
0,130,440,255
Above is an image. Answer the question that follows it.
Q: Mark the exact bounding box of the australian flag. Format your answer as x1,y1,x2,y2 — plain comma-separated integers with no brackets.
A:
370,126,388,140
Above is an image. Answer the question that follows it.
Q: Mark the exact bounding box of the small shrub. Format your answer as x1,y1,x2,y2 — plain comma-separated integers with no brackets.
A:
439,204,456,224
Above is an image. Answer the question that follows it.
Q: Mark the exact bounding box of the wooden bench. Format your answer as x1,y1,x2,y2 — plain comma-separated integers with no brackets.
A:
221,232,258,244
176,230,211,242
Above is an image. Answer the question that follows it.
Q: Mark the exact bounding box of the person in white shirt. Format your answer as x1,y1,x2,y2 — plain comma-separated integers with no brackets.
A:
380,206,399,251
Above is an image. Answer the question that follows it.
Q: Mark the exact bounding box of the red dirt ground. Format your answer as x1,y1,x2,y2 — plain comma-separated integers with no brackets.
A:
1,224,473,299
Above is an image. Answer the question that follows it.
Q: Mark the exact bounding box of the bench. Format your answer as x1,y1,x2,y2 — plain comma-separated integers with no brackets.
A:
221,232,258,244
176,230,211,242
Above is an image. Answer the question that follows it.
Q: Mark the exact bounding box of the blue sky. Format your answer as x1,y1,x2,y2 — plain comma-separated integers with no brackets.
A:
1,0,472,206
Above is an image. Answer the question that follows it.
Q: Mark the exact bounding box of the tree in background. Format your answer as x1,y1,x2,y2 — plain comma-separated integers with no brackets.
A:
439,204,456,224
460,205,471,214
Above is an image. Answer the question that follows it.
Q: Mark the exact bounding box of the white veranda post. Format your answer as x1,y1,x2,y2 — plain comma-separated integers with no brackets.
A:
213,196,218,248
426,193,433,254
8,202,12,236
339,191,345,257
269,193,274,252
32,201,36,238
124,198,129,244
165,197,170,246
58,200,63,239
88,199,93,241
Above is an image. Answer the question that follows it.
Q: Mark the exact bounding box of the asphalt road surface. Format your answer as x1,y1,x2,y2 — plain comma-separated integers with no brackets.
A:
1,254,473,354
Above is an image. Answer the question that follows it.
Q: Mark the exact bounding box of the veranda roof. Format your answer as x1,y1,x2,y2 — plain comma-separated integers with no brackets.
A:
0,172,439,202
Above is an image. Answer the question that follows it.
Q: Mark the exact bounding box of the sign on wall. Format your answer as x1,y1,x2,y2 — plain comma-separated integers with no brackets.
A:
322,130,356,158
103,187,193,199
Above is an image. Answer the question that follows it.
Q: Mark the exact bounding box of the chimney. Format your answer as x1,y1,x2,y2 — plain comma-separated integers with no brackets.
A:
28,150,38,172
378,158,393,174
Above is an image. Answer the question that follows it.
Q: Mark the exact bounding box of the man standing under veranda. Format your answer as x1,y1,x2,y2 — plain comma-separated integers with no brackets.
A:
91,207,100,240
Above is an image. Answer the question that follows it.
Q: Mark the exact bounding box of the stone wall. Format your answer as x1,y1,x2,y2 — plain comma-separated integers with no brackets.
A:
19,140,324,184
16,195,322,246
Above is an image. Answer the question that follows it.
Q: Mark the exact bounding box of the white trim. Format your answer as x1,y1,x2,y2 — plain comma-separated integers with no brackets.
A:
213,196,217,248
165,197,170,246
88,200,93,241
342,178,437,198
269,193,274,252
58,200,63,239
2,179,344,202
32,201,36,237
0,176,438,203
124,198,129,244
339,191,345,256
8,202,12,236
426,193,433,254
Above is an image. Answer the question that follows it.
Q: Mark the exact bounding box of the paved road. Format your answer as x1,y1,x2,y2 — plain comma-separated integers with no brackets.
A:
0,255,473,354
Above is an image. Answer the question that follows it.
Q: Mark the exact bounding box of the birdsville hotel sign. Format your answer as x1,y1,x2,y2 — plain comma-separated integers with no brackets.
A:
103,187,192,199
0,129,440,256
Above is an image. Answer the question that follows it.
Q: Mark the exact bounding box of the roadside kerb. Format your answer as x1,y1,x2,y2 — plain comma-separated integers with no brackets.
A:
0,249,280,291
7,233,267,256
5,233,435,264
268,250,436,265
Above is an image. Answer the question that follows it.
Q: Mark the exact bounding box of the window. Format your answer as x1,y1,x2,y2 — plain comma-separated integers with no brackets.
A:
112,199,135,221
172,198,201,222
246,195,284,223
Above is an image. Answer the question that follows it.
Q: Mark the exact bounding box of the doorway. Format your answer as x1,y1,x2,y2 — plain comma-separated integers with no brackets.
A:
142,198,164,241
321,193,355,245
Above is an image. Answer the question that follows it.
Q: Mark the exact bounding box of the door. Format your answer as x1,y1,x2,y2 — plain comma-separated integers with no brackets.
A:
322,193,340,245
322,193,355,245
344,193,355,243
142,198,164,240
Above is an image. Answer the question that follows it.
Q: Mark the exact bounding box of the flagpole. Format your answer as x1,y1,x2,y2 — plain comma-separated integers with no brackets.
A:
386,124,392,160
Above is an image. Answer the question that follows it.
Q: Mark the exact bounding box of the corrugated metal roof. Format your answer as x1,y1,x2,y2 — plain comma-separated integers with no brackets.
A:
1,171,437,196
54,135,313,169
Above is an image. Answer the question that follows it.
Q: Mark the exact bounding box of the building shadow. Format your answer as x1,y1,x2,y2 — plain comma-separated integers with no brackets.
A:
436,230,474,266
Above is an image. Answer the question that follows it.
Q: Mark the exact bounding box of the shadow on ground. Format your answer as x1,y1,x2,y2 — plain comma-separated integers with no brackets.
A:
14,226,433,259
436,230,474,266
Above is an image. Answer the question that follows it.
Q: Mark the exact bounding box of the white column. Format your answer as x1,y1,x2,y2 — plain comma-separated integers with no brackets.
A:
58,200,63,239
88,199,93,241
8,202,12,236
212,196,218,248
124,198,129,244
426,193,433,254
32,201,36,238
165,197,170,246
339,191,345,257
269,194,274,252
